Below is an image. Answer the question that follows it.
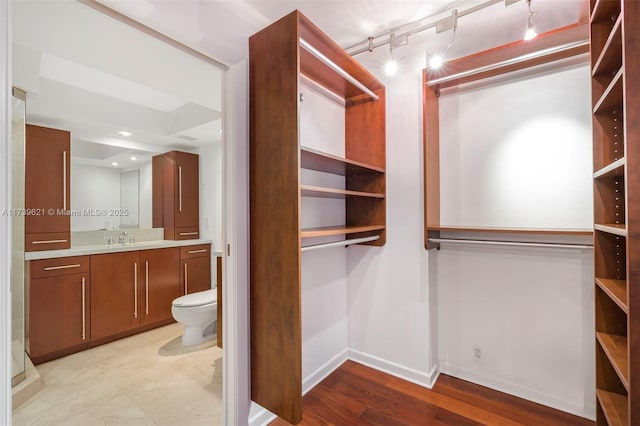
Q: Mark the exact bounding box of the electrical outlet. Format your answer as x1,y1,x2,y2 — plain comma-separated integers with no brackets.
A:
473,345,484,362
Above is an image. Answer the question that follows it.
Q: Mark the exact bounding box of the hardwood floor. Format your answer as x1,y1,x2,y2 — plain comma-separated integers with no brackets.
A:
270,360,594,426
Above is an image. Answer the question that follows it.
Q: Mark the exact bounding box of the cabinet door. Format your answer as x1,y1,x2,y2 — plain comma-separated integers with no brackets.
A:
174,151,199,229
180,256,211,296
91,251,140,340
140,248,180,326
25,124,70,236
29,273,89,358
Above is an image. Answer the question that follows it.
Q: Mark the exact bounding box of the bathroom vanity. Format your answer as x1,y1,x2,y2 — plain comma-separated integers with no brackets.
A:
25,240,219,365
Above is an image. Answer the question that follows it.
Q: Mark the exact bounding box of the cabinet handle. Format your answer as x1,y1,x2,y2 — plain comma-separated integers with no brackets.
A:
63,150,67,210
44,263,80,271
81,276,86,340
184,262,188,295
187,249,207,254
178,166,183,212
32,239,68,245
180,232,198,236
145,260,149,316
134,262,138,319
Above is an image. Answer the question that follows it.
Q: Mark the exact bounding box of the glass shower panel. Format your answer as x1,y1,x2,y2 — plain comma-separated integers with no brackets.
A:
11,88,26,386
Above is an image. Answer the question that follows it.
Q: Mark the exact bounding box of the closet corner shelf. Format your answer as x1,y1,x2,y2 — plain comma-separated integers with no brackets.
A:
300,147,385,176
427,225,593,236
590,0,620,25
593,68,624,114
300,185,384,199
595,223,627,237
595,277,628,313
596,390,628,426
594,157,625,179
592,15,622,77
301,225,384,238
596,332,630,391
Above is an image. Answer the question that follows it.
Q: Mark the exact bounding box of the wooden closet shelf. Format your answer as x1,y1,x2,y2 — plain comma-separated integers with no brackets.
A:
596,332,629,390
590,0,621,24
300,185,384,199
301,225,385,238
594,68,623,114
597,390,628,426
594,158,625,179
427,225,593,236
596,278,628,313
595,224,627,237
301,147,385,176
592,15,622,78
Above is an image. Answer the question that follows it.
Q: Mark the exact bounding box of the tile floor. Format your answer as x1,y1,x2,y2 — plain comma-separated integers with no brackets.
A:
12,323,223,426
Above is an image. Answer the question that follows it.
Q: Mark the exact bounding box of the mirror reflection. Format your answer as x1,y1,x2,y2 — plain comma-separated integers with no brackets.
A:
12,1,223,233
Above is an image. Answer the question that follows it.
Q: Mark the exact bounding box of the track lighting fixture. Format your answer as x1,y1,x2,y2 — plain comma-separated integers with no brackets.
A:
384,33,407,76
523,0,537,41
426,9,457,70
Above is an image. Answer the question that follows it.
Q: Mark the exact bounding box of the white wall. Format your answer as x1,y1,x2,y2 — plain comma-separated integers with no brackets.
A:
346,61,437,386
198,141,222,250
70,163,121,231
119,169,138,228
299,82,349,390
439,64,593,229
138,161,153,229
436,242,595,417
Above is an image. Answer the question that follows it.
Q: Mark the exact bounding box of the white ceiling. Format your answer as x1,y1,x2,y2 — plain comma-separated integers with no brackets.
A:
11,0,584,169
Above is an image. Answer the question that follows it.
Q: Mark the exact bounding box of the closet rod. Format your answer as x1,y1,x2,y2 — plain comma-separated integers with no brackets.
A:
301,74,346,107
428,238,593,250
301,235,380,252
427,40,589,87
299,38,379,101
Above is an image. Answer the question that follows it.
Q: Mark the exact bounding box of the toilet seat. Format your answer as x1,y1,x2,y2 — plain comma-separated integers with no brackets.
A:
172,289,216,307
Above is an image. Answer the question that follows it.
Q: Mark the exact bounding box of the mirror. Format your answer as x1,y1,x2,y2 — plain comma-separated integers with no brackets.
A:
11,1,223,233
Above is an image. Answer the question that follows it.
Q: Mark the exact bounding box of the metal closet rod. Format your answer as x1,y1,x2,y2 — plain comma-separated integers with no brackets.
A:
429,238,593,250
427,40,590,86
301,235,380,252
346,0,517,56
299,38,379,101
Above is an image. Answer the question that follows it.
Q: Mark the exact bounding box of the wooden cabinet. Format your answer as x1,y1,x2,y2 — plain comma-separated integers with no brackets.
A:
140,248,180,326
179,244,212,296
153,151,200,240
25,124,70,251
216,255,222,349
91,248,180,340
27,256,90,363
590,1,640,424
249,11,386,423
90,251,141,340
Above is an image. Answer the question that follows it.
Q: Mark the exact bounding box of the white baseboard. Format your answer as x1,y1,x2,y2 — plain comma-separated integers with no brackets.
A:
248,402,277,426
440,362,595,421
348,348,439,389
303,349,349,395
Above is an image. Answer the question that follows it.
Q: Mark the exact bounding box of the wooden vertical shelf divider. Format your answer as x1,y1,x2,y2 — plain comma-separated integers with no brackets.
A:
249,10,386,424
590,1,640,424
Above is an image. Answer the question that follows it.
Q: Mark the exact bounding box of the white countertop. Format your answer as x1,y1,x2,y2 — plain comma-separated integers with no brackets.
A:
25,239,222,260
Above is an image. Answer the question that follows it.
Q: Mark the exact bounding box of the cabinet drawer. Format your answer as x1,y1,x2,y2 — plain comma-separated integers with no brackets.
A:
175,227,200,240
30,256,90,279
180,244,211,259
26,232,71,252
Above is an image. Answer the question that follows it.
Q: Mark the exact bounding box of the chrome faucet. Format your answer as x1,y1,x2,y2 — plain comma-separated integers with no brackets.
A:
103,234,114,245
118,231,128,245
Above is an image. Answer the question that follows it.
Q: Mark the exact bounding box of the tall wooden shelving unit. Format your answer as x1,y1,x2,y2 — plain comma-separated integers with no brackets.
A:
249,10,386,424
590,1,640,424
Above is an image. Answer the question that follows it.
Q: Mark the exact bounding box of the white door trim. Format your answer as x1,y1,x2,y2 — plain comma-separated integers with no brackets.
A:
1,0,13,422
222,59,251,426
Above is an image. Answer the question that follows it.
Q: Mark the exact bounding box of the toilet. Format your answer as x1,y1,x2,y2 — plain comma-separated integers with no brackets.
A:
171,289,217,346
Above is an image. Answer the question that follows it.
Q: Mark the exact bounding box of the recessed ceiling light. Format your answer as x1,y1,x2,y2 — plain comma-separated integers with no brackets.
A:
130,156,137,161
112,162,118,166
118,131,132,137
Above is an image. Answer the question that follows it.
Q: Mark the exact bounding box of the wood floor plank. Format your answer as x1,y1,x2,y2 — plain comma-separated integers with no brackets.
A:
269,361,595,426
